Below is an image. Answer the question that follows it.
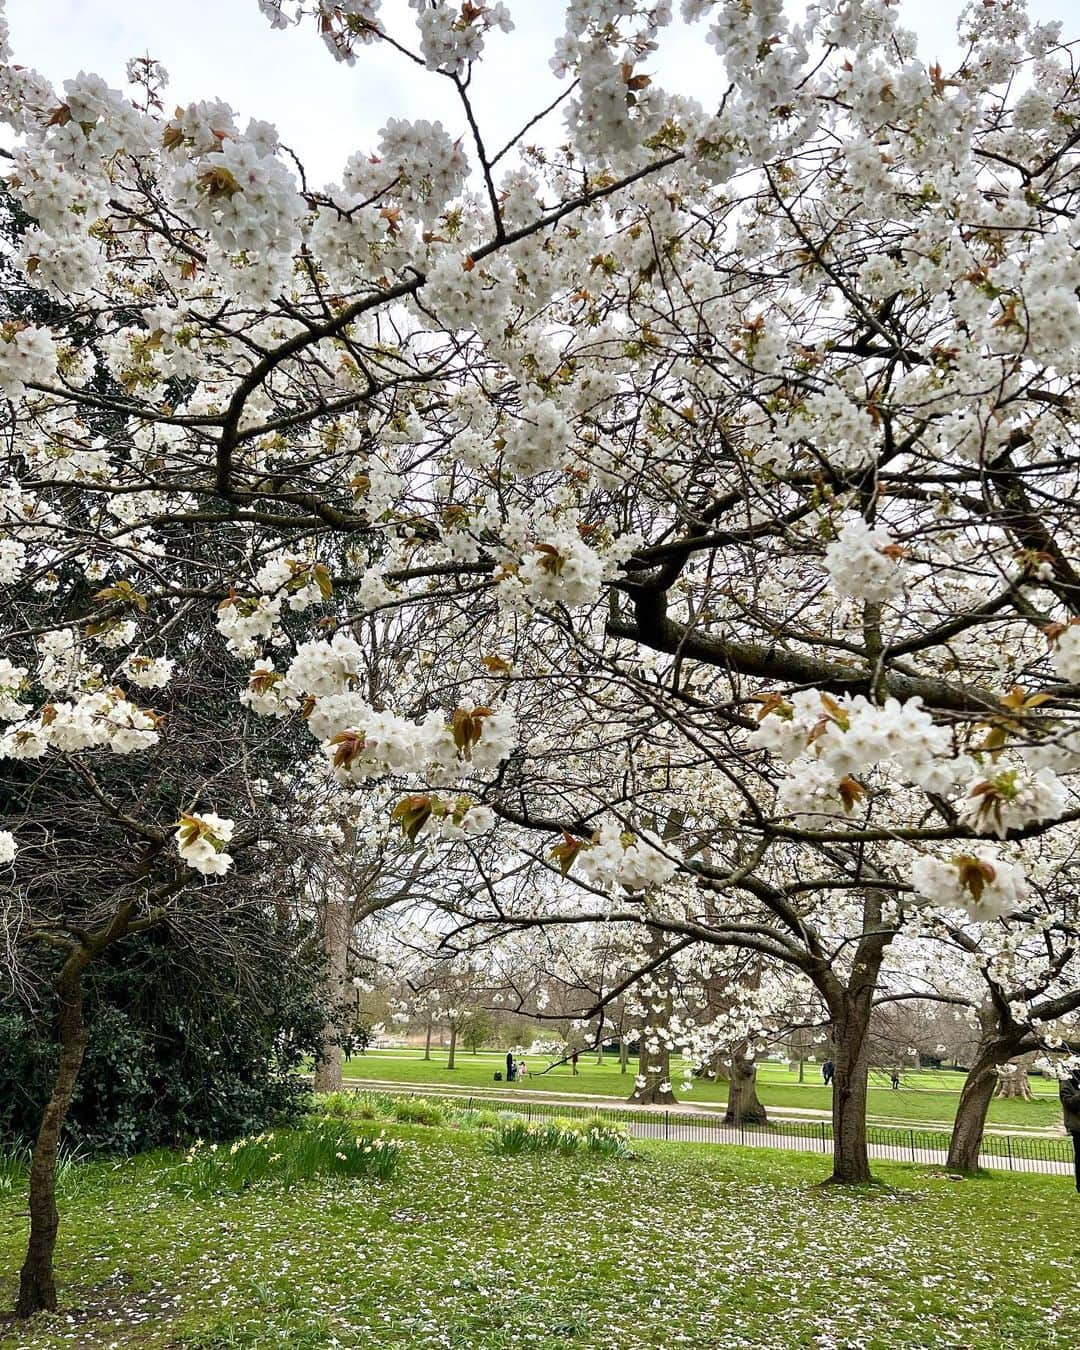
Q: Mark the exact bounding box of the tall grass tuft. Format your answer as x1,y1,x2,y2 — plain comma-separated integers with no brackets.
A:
485,1118,630,1158
1,1144,94,1200
170,1123,401,1200
389,1097,444,1127
315,1091,381,1121
0,1146,29,1199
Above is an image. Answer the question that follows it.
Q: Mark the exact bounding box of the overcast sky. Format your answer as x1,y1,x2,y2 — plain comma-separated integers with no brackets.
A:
3,0,1068,186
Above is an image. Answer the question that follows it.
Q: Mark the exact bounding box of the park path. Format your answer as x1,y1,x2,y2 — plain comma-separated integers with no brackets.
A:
337,1071,1065,1139
337,1076,1076,1176
619,1117,1077,1178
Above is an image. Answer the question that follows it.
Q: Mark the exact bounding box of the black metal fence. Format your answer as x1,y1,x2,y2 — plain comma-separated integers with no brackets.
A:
346,1086,1075,1175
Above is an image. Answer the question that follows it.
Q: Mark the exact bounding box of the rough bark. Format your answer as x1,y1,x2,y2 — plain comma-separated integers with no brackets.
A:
995,1061,1033,1100
631,1016,677,1103
16,952,90,1317
629,936,677,1105
446,1021,458,1070
724,1054,768,1126
829,998,873,1183
818,891,892,1185
313,898,350,1093
947,996,1034,1170
947,1046,1003,1172
633,1064,676,1103
13,893,165,1320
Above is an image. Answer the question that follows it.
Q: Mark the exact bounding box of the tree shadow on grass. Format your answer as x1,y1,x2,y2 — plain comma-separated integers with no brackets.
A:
0,1273,182,1348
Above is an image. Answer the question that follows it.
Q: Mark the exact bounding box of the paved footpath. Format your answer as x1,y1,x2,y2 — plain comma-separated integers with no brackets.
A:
621,1118,1076,1178
334,1076,1076,1178
338,1072,1064,1137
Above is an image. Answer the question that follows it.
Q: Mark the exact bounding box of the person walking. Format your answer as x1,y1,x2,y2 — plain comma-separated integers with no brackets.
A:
890,1069,901,1090
517,1059,527,1082
1060,1067,1080,1192
821,1059,834,1086
571,1049,579,1076
506,1049,515,1083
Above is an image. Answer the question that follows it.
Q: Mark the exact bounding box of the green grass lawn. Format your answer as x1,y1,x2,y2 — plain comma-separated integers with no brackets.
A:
342,1050,1065,1130
2,1116,1077,1349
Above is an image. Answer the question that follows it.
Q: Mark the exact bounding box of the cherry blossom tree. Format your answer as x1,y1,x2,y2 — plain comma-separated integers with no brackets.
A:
922,896,1080,1171
0,625,335,1316
4,4,1080,1311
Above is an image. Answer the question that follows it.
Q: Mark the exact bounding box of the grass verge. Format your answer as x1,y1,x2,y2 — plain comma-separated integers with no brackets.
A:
1,1109,1077,1348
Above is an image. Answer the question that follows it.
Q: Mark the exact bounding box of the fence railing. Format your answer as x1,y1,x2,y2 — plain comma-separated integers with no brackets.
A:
339,1085,1075,1175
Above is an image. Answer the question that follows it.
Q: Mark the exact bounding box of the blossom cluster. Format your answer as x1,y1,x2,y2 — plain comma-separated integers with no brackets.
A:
236,634,515,812
517,534,606,610
389,791,496,844
564,821,678,893
324,700,517,790
175,811,235,876
750,692,966,806
377,117,470,225
1050,621,1080,683
0,324,58,398
0,689,158,759
910,848,1028,922
160,101,304,297
956,766,1066,839
823,516,905,604
409,0,513,77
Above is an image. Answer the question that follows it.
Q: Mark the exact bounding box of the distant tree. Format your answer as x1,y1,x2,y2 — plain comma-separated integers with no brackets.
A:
461,1008,495,1055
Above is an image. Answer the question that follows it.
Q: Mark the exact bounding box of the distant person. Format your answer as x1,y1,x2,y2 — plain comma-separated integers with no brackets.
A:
1060,1068,1080,1192
822,1060,834,1086
518,1059,527,1081
890,1069,901,1090
506,1050,515,1083
571,1049,580,1076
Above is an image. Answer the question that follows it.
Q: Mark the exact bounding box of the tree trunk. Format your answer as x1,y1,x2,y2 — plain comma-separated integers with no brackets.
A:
947,1047,1001,1172
596,1041,605,1066
633,1054,676,1102
313,899,350,1093
724,1054,768,1126
423,1012,433,1061
996,1061,1033,1100
447,1022,458,1070
798,1058,805,1084
828,995,874,1184
619,1036,629,1074
820,892,891,1186
17,958,89,1317
630,934,677,1105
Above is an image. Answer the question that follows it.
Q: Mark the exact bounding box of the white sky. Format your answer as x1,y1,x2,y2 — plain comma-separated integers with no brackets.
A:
3,0,1069,186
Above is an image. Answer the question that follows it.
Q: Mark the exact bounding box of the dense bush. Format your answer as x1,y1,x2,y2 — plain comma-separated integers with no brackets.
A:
0,913,328,1156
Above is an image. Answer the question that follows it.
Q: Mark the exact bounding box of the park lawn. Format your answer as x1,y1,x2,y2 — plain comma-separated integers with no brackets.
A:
342,1050,1065,1130
1,1120,1078,1349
